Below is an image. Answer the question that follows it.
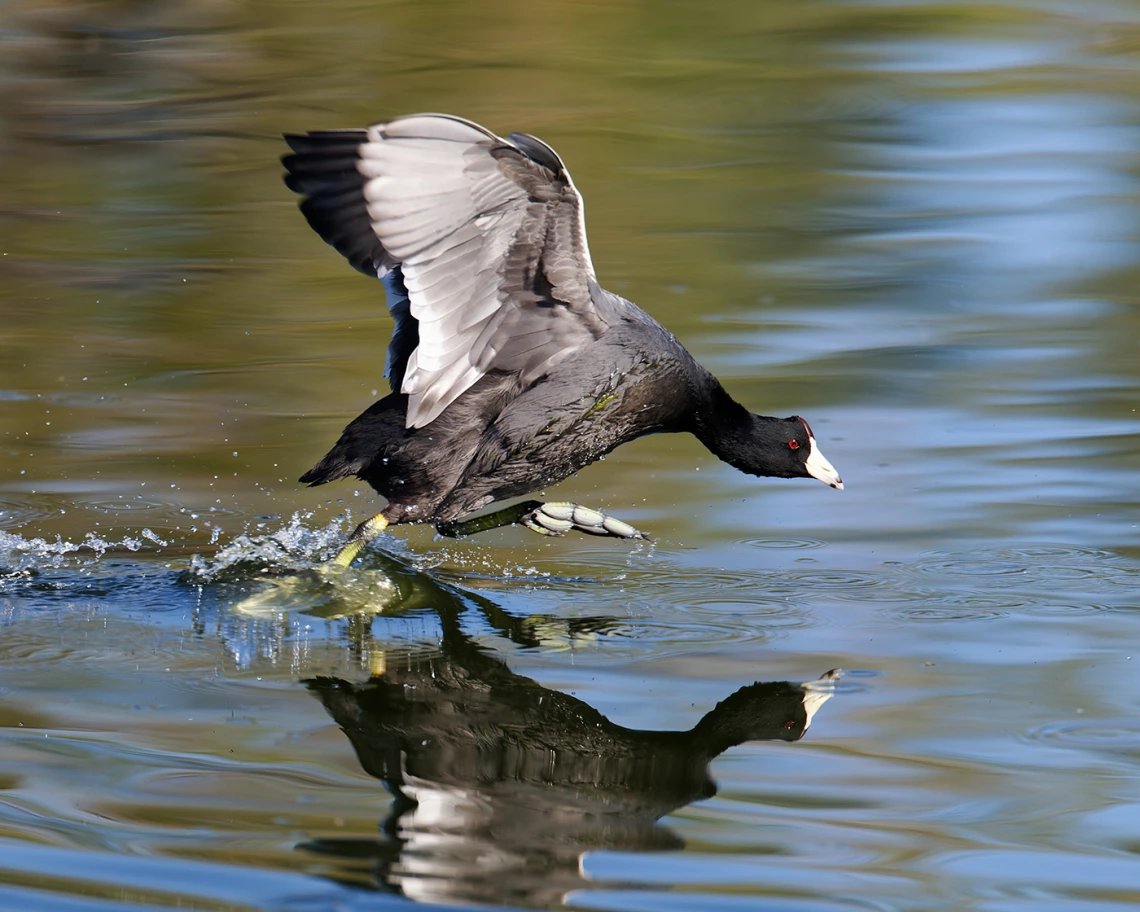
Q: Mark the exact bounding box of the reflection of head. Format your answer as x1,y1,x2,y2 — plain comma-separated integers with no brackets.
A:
303,643,839,909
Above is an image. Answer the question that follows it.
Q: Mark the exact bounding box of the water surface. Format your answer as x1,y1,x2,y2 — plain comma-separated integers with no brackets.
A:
2,0,1140,910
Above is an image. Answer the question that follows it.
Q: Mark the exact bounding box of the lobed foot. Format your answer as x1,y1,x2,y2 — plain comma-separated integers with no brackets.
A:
521,502,647,540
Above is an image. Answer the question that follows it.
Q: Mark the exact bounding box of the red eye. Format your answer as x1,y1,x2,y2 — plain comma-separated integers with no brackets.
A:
784,720,797,730
788,440,800,450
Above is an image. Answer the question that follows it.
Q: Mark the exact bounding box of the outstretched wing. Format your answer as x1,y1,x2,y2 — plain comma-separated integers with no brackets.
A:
283,113,617,428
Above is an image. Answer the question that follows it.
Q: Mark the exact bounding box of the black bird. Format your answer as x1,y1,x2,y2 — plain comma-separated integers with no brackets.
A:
306,614,839,909
283,114,842,565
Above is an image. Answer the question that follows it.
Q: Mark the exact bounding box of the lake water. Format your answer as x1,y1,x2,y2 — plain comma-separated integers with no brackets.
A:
2,1,1140,910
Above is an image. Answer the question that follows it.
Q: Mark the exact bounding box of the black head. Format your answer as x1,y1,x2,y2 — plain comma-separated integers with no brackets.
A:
731,415,843,488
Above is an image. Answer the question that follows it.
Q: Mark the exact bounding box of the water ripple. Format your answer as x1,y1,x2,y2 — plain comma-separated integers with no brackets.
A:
741,537,827,551
890,604,1009,622
79,496,180,513
597,618,783,650
0,500,54,529
914,545,1140,595
1027,719,1140,754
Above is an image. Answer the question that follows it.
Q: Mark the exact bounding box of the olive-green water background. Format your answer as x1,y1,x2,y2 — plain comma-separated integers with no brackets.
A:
2,1,1140,910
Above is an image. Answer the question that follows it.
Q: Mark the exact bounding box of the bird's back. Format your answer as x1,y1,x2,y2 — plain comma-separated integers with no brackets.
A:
440,310,699,518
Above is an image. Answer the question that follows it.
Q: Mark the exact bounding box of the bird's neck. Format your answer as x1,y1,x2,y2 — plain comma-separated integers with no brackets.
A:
691,376,786,475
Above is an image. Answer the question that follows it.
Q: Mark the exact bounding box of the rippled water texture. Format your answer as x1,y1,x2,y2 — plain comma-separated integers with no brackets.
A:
2,1,1140,911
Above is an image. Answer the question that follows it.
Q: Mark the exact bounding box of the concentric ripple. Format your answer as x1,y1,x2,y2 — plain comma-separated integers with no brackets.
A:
741,537,827,551
890,603,1009,622
916,545,1138,585
1028,718,1140,753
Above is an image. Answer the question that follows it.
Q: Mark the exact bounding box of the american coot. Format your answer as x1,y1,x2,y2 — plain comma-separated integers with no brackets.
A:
283,114,842,566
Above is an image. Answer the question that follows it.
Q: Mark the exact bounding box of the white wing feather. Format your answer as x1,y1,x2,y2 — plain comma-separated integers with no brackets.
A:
285,113,612,428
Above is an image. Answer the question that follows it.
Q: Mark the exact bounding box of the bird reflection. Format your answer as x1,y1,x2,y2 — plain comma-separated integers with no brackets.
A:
301,596,839,909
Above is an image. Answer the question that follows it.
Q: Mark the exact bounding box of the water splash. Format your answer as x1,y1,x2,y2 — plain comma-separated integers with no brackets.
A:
185,512,355,582
0,528,167,573
0,513,355,582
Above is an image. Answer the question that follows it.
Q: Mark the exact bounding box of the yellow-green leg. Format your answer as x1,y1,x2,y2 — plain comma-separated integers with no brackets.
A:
436,501,543,538
331,512,389,567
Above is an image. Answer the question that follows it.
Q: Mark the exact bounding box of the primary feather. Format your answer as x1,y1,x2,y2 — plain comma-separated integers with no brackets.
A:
284,113,613,428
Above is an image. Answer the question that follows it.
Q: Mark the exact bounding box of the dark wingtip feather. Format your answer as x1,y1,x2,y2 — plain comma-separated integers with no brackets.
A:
281,130,388,278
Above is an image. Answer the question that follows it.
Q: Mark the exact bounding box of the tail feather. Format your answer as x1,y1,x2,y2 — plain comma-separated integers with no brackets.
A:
298,393,409,487
298,453,365,487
